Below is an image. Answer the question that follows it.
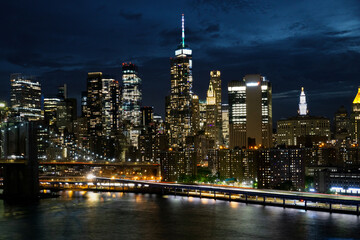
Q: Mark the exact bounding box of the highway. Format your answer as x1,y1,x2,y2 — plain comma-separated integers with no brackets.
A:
38,177,360,215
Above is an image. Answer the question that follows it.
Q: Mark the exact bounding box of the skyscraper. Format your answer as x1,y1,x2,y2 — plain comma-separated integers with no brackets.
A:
102,77,121,135
122,63,142,147
277,89,330,146
85,72,122,155
122,63,142,127
141,106,154,127
44,97,60,126
228,74,272,149
56,98,77,133
351,87,360,143
334,105,350,141
10,73,42,121
205,70,222,147
86,72,103,143
222,104,229,146
298,87,308,116
191,95,200,134
57,84,67,100
167,14,193,148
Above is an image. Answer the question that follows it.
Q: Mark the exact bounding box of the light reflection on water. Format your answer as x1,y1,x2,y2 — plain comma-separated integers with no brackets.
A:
0,191,360,240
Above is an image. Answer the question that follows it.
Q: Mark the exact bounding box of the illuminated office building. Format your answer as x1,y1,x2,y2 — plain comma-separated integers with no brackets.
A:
334,105,350,141
122,63,142,127
205,70,222,147
10,73,42,121
277,116,330,146
81,91,87,117
351,87,360,143
44,97,61,126
277,88,330,146
86,72,103,141
57,84,67,100
57,98,77,133
199,100,207,130
86,72,121,154
122,63,142,147
102,77,121,135
228,74,272,149
191,95,200,134
222,104,229,146
258,148,305,190
167,14,193,148
141,106,154,127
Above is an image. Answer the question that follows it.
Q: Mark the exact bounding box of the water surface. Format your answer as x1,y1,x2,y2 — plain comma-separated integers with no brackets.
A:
0,191,359,240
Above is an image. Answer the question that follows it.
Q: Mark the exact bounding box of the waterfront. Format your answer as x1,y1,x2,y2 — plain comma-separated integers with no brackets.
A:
0,191,359,240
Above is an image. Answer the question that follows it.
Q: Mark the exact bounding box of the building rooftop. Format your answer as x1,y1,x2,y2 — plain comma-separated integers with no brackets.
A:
353,87,360,104
278,115,329,121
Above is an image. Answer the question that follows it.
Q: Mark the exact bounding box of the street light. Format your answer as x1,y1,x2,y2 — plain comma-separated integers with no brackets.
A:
87,173,96,180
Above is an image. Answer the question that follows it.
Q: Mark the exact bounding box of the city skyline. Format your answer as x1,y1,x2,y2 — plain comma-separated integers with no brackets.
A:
1,1,360,122
2,2,360,239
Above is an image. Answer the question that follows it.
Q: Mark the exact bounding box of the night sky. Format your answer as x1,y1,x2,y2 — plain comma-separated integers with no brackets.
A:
1,0,360,124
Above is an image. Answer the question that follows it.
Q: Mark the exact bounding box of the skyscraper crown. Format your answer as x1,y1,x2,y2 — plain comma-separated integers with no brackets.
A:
298,87,308,115
175,14,192,56
353,86,360,104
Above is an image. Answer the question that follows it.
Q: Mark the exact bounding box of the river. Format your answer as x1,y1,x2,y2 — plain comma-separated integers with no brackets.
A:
0,191,359,240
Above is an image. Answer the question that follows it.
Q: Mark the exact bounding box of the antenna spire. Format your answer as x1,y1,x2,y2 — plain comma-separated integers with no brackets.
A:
182,14,185,48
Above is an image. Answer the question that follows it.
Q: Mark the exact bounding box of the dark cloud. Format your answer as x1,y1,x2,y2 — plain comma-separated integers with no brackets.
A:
205,24,220,33
119,11,142,20
191,0,268,14
1,0,360,124
6,53,80,69
288,22,307,31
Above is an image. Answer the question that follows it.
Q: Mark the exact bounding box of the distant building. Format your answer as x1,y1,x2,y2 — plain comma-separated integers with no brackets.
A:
277,88,330,146
334,105,350,141
160,148,197,182
122,63,142,148
258,148,305,190
122,63,142,127
228,74,272,149
351,86,360,144
0,102,9,124
298,87,308,116
44,97,61,126
167,14,193,149
141,106,153,127
86,72,103,142
57,84,67,100
199,99,207,131
81,91,87,117
10,73,42,121
277,116,330,146
205,70,222,147
57,98,77,133
86,72,121,155
102,77,121,135
221,104,229,146
314,167,360,193
191,95,200,134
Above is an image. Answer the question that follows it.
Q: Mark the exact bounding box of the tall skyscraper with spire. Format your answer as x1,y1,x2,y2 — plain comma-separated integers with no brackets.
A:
277,87,330,146
298,87,308,116
167,14,193,148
